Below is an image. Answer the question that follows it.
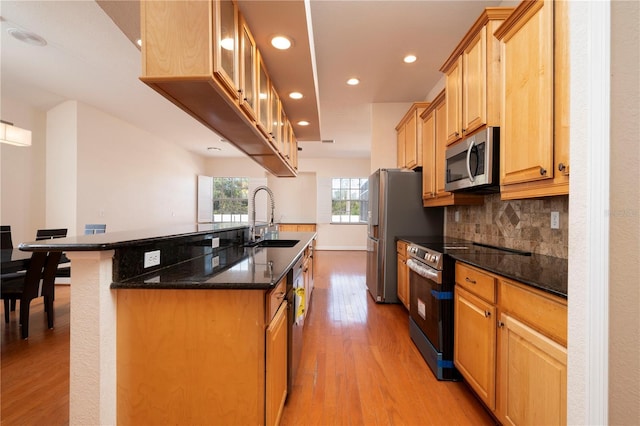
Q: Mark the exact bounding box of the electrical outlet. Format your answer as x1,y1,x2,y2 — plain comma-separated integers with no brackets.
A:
144,250,161,268
211,237,220,248
454,211,460,222
212,256,220,268
550,211,560,229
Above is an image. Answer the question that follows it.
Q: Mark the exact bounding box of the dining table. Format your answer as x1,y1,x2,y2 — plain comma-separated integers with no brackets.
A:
1,248,33,274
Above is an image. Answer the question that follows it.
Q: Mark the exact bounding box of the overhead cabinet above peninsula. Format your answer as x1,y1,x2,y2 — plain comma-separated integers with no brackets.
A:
140,0,298,176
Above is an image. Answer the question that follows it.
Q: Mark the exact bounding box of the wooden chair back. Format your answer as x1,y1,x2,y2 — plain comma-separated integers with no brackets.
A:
35,229,68,240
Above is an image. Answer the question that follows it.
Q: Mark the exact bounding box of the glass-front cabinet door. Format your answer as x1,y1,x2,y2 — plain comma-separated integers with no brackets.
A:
257,52,270,137
239,15,257,121
269,87,281,149
214,0,239,99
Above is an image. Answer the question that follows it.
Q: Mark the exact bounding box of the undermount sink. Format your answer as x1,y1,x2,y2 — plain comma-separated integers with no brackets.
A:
256,239,300,248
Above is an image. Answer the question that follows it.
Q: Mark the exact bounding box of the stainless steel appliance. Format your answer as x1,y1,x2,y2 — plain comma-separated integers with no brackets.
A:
406,239,465,380
445,126,499,193
287,254,304,394
365,169,443,303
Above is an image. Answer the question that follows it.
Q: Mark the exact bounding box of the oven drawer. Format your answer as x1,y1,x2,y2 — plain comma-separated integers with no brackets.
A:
455,262,496,303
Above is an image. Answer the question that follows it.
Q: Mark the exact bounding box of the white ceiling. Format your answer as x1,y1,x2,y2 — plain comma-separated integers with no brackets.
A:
0,0,504,160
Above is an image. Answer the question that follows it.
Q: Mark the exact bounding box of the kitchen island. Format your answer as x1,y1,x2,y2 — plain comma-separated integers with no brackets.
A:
19,224,317,426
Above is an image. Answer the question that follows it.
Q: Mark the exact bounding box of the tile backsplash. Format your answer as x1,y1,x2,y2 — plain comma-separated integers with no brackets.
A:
445,194,568,259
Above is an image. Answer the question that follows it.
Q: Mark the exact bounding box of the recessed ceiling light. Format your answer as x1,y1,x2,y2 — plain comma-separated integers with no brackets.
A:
297,121,310,126
220,37,234,51
271,36,292,50
289,92,303,100
403,55,417,64
346,78,360,86
7,28,47,46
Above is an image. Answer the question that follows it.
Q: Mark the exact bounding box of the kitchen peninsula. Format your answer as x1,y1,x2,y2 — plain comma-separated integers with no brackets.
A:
19,224,317,425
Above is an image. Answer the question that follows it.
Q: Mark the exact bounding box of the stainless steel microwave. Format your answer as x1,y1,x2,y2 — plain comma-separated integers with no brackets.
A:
445,127,499,193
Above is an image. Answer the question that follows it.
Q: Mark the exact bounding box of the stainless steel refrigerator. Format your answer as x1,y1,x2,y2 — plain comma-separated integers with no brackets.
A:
365,169,444,303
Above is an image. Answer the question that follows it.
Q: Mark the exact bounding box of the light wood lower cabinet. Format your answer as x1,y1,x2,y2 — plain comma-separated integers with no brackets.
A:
498,313,567,426
454,262,567,425
396,240,409,309
116,277,288,425
278,223,316,232
454,285,497,410
266,302,288,426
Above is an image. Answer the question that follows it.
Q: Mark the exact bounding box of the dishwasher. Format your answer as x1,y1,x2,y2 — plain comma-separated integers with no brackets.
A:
287,254,304,396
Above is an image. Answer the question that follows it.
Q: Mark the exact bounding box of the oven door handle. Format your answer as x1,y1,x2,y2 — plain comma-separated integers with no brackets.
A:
407,259,442,284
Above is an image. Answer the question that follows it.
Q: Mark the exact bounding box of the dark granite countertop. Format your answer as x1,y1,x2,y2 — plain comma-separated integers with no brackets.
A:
397,236,567,298
111,231,317,290
17,223,248,252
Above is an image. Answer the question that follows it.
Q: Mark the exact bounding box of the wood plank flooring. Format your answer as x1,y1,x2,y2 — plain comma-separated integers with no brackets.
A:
1,251,494,425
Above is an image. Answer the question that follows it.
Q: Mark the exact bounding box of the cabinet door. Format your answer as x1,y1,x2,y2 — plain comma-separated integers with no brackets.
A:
435,99,450,198
213,0,239,99
500,0,554,186
239,16,257,121
397,125,406,168
396,253,409,309
257,52,270,137
463,26,487,136
405,111,419,169
454,286,497,409
266,303,288,426
498,313,567,426
421,110,436,200
270,88,281,149
445,56,463,145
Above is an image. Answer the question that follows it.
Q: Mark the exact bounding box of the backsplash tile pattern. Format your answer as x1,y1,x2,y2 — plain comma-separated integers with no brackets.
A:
445,194,569,259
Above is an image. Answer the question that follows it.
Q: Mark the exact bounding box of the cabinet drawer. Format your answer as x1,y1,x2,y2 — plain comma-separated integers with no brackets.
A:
397,240,408,256
498,278,567,346
266,277,287,324
455,262,496,303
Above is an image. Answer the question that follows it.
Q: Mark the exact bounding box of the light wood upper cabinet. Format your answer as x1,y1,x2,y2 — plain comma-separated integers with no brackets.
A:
239,15,257,122
396,102,430,169
257,52,271,138
215,0,239,100
440,8,514,145
140,0,297,177
422,91,483,207
495,0,570,199
421,107,436,201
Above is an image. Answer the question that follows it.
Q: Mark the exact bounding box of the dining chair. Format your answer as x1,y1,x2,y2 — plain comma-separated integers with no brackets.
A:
84,224,106,235
35,228,70,280
1,250,62,339
1,225,13,249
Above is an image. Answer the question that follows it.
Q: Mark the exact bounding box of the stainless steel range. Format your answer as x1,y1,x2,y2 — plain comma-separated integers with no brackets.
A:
405,239,469,381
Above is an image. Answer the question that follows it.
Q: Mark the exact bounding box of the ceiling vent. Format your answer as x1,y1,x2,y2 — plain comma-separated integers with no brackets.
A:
321,139,335,144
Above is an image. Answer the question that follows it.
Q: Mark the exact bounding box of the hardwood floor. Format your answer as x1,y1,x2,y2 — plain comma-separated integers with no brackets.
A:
1,251,494,425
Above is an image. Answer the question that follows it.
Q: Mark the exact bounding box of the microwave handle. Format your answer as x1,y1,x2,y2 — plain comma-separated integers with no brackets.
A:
466,139,476,182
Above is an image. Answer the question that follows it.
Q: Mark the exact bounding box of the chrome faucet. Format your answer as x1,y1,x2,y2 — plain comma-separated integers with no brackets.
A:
250,185,275,242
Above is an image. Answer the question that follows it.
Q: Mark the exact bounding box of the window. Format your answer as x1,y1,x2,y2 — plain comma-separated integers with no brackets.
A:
331,178,368,223
212,177,249,223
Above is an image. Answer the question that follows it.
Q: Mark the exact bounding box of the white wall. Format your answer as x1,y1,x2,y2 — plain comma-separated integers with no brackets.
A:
370,102,411,173
2,99,206,240
0,97,47,244
73,102,205,233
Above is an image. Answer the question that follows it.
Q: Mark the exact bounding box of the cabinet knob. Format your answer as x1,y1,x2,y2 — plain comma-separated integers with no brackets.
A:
462,128,466,133
558,163,566,172
498,321,505,328
484,311,491,318
540,167,547,176
455,132,460,137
